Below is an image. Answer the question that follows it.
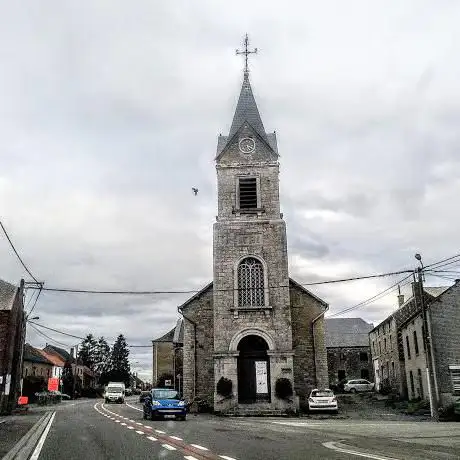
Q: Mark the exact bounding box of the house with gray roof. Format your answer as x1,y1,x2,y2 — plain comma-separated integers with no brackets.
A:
325,318,374,386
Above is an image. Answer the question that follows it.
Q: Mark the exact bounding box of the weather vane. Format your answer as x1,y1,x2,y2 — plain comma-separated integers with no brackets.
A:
236,34,258,74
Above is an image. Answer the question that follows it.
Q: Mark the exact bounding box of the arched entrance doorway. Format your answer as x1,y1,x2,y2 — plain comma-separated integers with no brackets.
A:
237,335,270,403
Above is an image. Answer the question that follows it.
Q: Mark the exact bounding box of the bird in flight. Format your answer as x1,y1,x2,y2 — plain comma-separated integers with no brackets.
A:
192,188,199,196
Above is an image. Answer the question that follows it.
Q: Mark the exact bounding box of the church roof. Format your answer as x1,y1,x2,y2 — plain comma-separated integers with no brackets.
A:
0,279,18,311
325,318,373,348
152,327,175,343
228,72,266,141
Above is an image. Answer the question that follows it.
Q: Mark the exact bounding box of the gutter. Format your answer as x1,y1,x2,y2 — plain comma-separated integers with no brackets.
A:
312,304,329,387
177,306,197,401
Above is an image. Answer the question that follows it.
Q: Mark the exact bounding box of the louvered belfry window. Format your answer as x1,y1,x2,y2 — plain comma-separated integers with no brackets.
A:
237,257,265,307
238,177,258,209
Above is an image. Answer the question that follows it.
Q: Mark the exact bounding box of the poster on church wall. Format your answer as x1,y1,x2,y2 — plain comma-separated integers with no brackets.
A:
255,361,268,394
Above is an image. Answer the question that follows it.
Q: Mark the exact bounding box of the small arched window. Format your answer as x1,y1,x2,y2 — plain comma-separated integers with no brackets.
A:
237,257,265,307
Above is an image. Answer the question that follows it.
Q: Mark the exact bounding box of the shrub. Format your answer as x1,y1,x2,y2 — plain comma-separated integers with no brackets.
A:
275,378,293,400
216,377,233,398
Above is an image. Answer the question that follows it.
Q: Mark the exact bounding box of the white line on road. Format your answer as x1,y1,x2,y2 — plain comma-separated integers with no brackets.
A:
170,435,183,440
190,444,209,451
115,420,120,423
136,430,145,435
125,401,143,412
121,423,127,426
147,436,158,442
30,412,56,460
162,444,176,451
184,456,199,460
143,425,152,429
136,422,143,425
129,419,135,423
155,429,166,434
127,426,134,430
322,441,401,460
219,456,237,460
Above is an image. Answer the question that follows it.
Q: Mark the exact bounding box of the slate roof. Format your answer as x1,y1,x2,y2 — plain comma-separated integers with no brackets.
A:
228,72,266,141
24,344,54,365
173,318,184,344
0,279,17,311
325,318,374,348
424,286,450,298
152,327,175,343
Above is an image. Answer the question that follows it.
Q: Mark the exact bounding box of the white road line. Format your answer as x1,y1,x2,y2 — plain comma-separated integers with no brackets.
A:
30,412,56,460
143,425,152,429
121,423,127,426
115,420,120,423
219,456,237,460
190,444,209,451
169,435,183,441
147,436,158,442
136,422,143,425
155,429,166,434
127,426,134,430
129,419,136,422
136,430,145,435
162,444,176,451
185,456,199,460
125,401,143,412
322,441,401,460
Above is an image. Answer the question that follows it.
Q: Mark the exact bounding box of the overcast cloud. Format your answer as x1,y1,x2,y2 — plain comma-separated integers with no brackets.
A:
1,1,459,381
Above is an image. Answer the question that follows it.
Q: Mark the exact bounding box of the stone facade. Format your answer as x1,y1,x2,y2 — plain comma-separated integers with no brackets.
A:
327,347,372,384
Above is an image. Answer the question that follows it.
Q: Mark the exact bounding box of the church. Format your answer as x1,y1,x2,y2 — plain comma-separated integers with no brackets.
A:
155,38,329,413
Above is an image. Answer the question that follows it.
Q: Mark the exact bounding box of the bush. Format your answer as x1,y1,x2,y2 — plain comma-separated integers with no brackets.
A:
275,378,293,400
216,377,233,398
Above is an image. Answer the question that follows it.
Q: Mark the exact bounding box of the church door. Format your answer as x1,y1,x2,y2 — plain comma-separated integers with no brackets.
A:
237,335,270,403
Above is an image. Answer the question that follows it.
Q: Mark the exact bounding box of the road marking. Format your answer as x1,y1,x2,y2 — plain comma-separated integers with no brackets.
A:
162,444,176,451
115,420,120,423
191,444,209,451
129,419,136,422
125,401,143,412
219,456,237,460
121,423,127,426
143,425,152,429
147,436,158,442
128,426,134,430
30,412,56,460
322,441,401,460
185,456,199,460
170,435,183,440
155,429,166,434
136,422,143,425
136,430,144,435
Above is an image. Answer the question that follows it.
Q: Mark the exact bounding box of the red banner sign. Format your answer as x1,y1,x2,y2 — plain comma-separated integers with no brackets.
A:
18,396,28,405
48,378,59,392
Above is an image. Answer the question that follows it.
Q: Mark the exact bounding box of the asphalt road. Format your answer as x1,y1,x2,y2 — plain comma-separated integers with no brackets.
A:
33,397,460,460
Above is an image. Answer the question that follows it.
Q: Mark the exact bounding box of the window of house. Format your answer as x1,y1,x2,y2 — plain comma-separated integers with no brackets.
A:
413,331,419,355
391,361,395,378
338,370,346,380
340,353,347,361
379,341,382,354
384,338,387,351
25,368,28,376
361,369,369,379
449,366,460,395
389,334,392,350
360,352,368,362
237,257,265,307
372,341,375,354
238,177,258,209
421,325,426,351
417,368,424,399
406,336,411,359
409,370,415,397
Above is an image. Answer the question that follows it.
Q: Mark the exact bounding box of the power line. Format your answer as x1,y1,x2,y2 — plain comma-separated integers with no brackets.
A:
29,323,73,348
425,253,460,270
24,269,415,295
27,284,43,316
0,219,39,283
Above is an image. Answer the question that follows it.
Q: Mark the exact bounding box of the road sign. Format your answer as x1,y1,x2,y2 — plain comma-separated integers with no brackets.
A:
48,378,59,392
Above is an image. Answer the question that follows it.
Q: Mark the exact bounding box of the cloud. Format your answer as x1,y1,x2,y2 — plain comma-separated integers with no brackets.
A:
2,0,460,380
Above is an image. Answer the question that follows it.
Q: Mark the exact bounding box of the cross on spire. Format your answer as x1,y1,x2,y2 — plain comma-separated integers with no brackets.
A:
236,34,258,75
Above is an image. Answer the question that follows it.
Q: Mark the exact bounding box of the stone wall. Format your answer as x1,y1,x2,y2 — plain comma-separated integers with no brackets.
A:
327,346,373,385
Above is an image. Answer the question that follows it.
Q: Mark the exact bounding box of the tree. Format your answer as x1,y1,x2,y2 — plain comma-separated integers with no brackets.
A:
105,334,130,385
95,337,111,376
62,360,74,396
78,334,98,370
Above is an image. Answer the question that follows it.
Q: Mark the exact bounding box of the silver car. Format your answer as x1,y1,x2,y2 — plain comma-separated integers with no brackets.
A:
343,379,374,393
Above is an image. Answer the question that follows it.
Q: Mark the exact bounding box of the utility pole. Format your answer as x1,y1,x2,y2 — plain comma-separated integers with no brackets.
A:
415,254,439,421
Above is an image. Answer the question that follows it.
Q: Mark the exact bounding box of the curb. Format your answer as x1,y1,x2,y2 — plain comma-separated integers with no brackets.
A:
1,411,54,460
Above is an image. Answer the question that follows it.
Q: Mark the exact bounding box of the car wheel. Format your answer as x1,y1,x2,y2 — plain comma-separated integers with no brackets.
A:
143,411,147,420
350,388,357,393
150,411,155,421
177,415,186,421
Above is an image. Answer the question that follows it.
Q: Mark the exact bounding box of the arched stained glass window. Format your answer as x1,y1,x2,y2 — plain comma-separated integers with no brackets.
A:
237,257,265,307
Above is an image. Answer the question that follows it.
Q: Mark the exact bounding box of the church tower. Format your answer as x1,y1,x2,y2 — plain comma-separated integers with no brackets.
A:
212,36,295,411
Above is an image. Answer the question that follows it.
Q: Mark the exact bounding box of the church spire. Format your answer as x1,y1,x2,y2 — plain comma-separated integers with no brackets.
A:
229,35,266,140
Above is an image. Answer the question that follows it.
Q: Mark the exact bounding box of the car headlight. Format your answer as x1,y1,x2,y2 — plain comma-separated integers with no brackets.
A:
151,400,161,406
178,401,185,406
308,398,314,403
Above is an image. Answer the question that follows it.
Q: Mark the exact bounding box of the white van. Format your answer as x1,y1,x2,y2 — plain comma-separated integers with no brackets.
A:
104,382,126,404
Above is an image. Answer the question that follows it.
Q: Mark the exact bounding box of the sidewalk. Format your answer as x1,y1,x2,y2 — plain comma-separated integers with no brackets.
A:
0,412,42,458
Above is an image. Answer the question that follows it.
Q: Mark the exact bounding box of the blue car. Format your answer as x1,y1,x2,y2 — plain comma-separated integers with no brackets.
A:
143,388,187,421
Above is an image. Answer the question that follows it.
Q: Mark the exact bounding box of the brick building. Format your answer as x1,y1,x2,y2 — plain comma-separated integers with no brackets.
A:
325,318,373,386
0,279,25,415
177,64,328,414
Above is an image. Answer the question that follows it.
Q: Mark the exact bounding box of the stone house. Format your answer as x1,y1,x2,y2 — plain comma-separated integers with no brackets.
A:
0,279,25,414
401,280,460,405
23,343,54,380
38,349,65,380
369,282,449,398
177,67,328,414
325,318,373,386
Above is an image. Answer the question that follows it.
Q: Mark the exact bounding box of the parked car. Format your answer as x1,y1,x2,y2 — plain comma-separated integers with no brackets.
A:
143,388,187,421
343,379,374,393
139,391,150,403
308,389,338,413
125,388,133,396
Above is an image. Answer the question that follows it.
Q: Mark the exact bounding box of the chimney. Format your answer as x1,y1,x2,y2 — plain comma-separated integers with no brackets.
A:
398,294,405,307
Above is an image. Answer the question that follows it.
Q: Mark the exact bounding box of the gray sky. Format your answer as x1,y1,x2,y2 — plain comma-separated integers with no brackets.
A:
1,1,459,381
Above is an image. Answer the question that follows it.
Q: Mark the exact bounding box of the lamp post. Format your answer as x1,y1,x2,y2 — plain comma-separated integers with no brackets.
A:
414,253,439,421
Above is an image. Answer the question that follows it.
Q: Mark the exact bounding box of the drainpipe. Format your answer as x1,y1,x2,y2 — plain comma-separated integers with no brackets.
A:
312,304,329,387
177,307,197,401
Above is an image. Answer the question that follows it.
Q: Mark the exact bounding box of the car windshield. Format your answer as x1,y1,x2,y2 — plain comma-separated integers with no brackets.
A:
152,389,179,400
107,387,122,393
312,390,333,397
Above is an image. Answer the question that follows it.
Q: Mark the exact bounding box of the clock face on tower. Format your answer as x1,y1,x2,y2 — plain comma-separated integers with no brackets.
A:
238,137,255,154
